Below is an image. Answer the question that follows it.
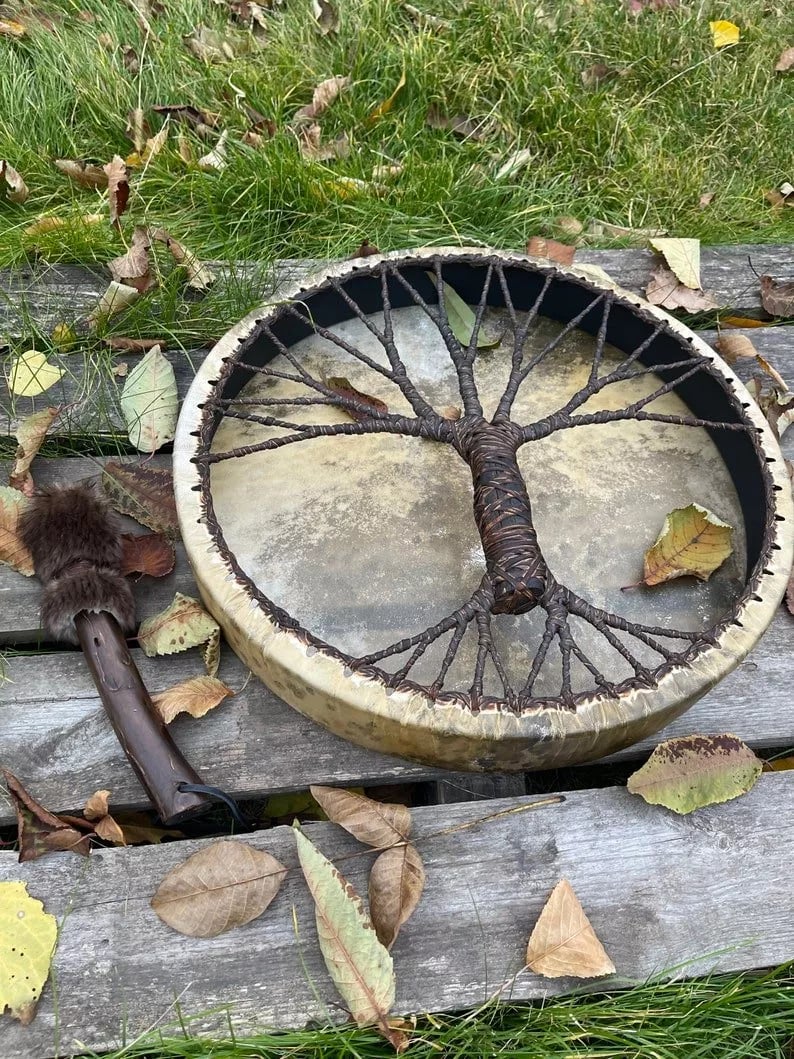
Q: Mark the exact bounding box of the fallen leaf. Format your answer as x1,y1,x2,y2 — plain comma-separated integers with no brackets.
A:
262,789,328,823
51,323,77,351
23,214,104,240
177,134,196,164
82,790,126,845
9,408,61,495
586,218,666,243
402,3,449,29
202,627,221,677
368,70,406,123
294,827,404,1050
104,337,167,352
326,377,389,421
580,63,622,88
149,228,216,291
103,155,129,226
554,215,584,239
720,315,770,328
649,237,701,289
294,75,351,122
312,0,338,34
642,503,733,586
120,532,176,577
372,163,403,180
108,227,155,293
710,19,740,48
436,279,502,349
494,147,534,181
198,129,229,172
310,786,411,847
83,790,111,820
152,675,234,723
0,881,58,1024
3,771,91,861
7,350,64,397
120,345,178,452
54,158,108,188
426,105,489,141
714,333,757,364
152,104,218,139
113,362,128,377
775,47,794,72
645,266,719,312
297,124,350,162
120,42,139,73
698,191,715,208
0,18,26,37
102,461,180,536
369,843,425,949
746,376,794,440
0,487,35,575
87,281,141,326
351,239,380,258
126,123,170,167
93,815,126,844
137,592,219,657
765,182,794,208
325,176,387,198
755,354,788,391
152,839,287,937
184,24,236,62
627,733,763,813
227,0,269,32
526,879,615,979
526,236,576,266
1,160,29,203
760,274,794,318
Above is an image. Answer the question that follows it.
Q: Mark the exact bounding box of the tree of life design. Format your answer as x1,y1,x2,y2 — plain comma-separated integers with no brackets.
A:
197,258,753,714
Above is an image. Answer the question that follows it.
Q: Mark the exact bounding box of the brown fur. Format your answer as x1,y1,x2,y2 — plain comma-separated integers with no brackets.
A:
20,482,135,644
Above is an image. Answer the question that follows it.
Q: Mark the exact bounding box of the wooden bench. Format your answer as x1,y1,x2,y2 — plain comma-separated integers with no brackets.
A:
1,246,793,1059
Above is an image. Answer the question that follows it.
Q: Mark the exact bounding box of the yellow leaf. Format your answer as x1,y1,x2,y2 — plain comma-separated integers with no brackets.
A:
7,351,64,398
642,503,733,586
0,881,58,1024
649,237,701,289
137,592,219,657
526,879,615,979
0,18,26,37
368,69,407,124
151,675,234,724
710,19,739,48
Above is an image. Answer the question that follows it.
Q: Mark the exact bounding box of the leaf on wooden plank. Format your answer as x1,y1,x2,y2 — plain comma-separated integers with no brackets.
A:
294,75,351,122
3,770,91,861
326,377,388,421
93,815,126,844
138,592,219,657
294,827,404,1050
54,158,108,188
351,239,381,258
775,48,794,72
120,344,178,452
202,626,221,676
87,281,141,327
426,105,490,141
82,790,126,845
152,675,234,724
113,810,184,845
108,227,155,293
435,279,502,349
152,839,287,937
120,532,176,577
312,0,338,35
720,314,770,328
627,733,763,813
766,754,794,771
369,843,425,948
526,879,615,979
51,323,77,351
526,236,576,266
649,237,701,289
10,408,61,495
1,160,29,203
7,350,64,397
368,70,406,123
310,786,411,847
746,376,794,441
198,130,229,172
586,218,666,243
714,333,757,364
83,790,112,821
645,266,719,312
642,503,733,586
494,147,534,180
710,19,739,48
103,155,130,227
152,104,218,140
102,460,180,537
150,228,216,291
0,486,34,576
0,881,58,1025
0,18,27,36
760,275,794,318
104,337,167,352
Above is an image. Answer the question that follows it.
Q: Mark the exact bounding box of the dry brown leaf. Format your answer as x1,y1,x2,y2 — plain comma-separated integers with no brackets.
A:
184,24,236,63
526,236,576,266
127,123,170,167
102,460,180,537
586,218,666,243
312,0,338,34
580,63,622,88
126,108,150,153
310,785,411,847
294,75,350,122
83,790,111,821
526,879,615,979
153,104,218,139
720,315,771,328
93,815,126,844
0,487,35,575
426,105,490,141
54,158,108,188
121,43,139,73
1,160,29,203
152,675,234,724
9,408,61,495
104,336,167,352
642,503,733,586
198,130,229,172
554,215,584,239
765,183,794,208
699,191,715,208
351,239,380,258
775,47,794,72
103,155,130,227
403,3,450,29
369,843,425,949
747,376,794,440
645,266,719,312
297,124,350,162
714,333,757,364
108,227,155,293
368,70,406,124
151,839,287,937
149,228,216,291
120,532,176,577
24,214,103,238
326,377,389,421
3,771,92,862
202,627,221,677
760,274,794,318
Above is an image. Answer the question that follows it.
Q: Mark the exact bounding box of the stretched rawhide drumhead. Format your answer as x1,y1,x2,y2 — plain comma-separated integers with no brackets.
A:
174,248,793,771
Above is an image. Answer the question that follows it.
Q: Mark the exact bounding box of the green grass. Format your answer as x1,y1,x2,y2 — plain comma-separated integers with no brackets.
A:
82,965,794,1058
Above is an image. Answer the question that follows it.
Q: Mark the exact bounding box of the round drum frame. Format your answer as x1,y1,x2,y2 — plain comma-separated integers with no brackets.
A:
174,248,794,771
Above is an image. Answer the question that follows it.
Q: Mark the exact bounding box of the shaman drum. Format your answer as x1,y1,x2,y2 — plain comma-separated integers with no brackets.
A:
174,249,793,771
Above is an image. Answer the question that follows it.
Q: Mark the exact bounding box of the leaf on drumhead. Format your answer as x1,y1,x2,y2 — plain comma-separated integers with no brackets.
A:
151,839,287,937
152,675,234,724
760,275,794,318
526,236,576,266
0,487,35,576
433,278,502,349
526,879,615,979
369,843,425,949
326,377,389,421
642,503,733,586
7,350,64,397
627,733,763,813
1,159,29,203
294,826,406,1051
310,785,411,847
120,532,176,578
103,461,180,537
0,881,58,1025
10,407,61,495
138,592,219,657
3,770,91,861
120,345,178,453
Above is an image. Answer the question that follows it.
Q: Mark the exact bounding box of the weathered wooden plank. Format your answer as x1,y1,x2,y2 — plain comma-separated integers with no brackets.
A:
431,773,528,803
1,773,793,1059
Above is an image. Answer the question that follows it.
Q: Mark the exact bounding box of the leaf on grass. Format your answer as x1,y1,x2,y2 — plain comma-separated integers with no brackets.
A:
586,218,666,243
102,460,179,536
297,124,350,162
152,675,234,724
0,487,34,575
351,239,380,258
310,786,411,847
152,839,287,937
554,215,584,239
645,266,719,312
202,627,221,677
7,351,64,397
184,24,236,62
649,237,701,289
760,275,794,318
152,104,218,140
0,881,58,1025
87,281,141,327
494,147,534,181
368,69,406,123
120,532,176,577
699,191,715,208
775,47,794,72
108,227,155,293
150,228,216,291
765,182,794,208
580,63,623,88
312,0,338,34
426,105,489,141
103,155,130,226
0,18,26,37
1,160,29,203
10,408,61,495
325,176,387,198
198,130,229,172
526,879,615,979
369,843,425,949
710,19,739,48
436,280,502,349
3,771,91,861
23,214,104,239
51,323,77,351
126,123,170,167
294,827,405,1051
526,236,576,266
372,163,403,181
402,3,450,29
294,75,351,122
714,333,757,364
138,592,219,657
642,503,733,586
326,377,389,421
627,733,763,813
120,345,178,453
